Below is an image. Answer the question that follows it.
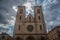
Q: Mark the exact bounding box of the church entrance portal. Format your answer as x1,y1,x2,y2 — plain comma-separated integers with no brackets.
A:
26,36,35,40
16,37,22,40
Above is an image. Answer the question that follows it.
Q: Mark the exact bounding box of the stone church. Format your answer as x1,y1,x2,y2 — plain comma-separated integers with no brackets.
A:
13,6,47,40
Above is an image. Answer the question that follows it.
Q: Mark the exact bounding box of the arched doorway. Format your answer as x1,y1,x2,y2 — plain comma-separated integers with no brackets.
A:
41,37,45,40
16,37,22,40
26,36,35,40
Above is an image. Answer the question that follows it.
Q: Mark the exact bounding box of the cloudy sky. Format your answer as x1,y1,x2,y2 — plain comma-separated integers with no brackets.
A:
0,0,60,36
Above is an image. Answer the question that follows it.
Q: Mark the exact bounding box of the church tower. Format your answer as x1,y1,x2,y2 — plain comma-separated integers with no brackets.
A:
34,6,47,34
13,6,47,40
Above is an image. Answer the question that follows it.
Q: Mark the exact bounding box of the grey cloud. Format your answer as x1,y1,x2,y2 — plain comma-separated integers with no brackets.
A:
0,27,9,32
0,13,8,24
0,0,27,35
42,0,60,31
0,0,27,24
48,3,60,11
0,0,3,1
0,7,9,12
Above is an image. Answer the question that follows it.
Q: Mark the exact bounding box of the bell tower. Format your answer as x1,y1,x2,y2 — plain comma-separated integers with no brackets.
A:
34,6,47,34
14,6,25,36
34,6,44,23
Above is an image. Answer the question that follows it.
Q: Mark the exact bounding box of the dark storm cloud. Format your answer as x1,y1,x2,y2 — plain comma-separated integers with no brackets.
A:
0,13,8,24
0,0,27,36
0,0,3,1
0,0,27,24
0,7,9,12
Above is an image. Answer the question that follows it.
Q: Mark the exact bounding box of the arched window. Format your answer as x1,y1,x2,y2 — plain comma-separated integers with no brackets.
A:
29,17,31,22
2,36,5,39
37,9,40,13
27,25,33,32
40,25,42,30
20,16,21,20
20,9,23,13
18,25,20,30
26,36,35,40
38,16,40,19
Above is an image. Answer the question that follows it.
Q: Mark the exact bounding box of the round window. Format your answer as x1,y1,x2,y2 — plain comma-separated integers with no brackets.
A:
27,25,33,32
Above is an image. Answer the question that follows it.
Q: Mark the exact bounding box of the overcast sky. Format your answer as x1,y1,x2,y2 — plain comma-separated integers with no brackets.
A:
0,0,60,36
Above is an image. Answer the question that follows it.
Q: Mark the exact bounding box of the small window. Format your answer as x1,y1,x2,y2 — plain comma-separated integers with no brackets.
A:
38,16,40,19
29,17,31,22
20,16,21,20
2,36,5,39
53,39,55,40
37,9,40,13
40,25,42,30
18,25,20,30
58,35,60,37
20,9,23,13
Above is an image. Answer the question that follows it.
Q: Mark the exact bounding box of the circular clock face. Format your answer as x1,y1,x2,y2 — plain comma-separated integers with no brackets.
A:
27,25,33,32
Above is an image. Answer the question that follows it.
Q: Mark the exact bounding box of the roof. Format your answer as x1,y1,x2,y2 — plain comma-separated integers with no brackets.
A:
0,32,13,39
51,26,60,31
48,26,60,34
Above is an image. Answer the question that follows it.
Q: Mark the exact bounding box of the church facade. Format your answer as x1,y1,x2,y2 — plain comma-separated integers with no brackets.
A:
13,6,47,40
